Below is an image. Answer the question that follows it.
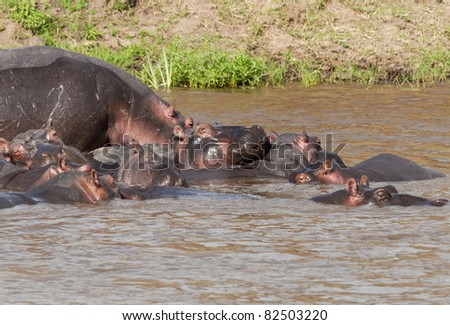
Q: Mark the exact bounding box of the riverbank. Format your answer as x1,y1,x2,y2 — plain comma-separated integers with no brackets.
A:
1,0,449,88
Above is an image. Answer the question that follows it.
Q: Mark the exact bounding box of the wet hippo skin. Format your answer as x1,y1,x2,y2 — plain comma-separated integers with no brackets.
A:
291,153,445,184
0,46,193,152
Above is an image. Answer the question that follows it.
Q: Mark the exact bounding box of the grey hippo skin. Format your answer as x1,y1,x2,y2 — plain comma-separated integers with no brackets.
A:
0,46,193,152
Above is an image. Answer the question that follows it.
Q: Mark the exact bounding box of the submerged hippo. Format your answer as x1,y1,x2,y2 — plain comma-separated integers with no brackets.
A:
176,123,270,169
0,170,118,209
88,143,187,187
26,170,117,204
369,188,448,207
262,130,346,177
311,176,447,207
311,176,398,206
291,153,445,184
0,155,91,191
0,46,193,151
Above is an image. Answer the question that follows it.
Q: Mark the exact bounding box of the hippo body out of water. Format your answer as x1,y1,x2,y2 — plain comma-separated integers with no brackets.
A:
291,153,445,184
0,46,193,152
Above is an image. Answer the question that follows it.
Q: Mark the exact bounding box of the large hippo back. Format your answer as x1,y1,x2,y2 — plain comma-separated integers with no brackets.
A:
0,46,148,96
0,46,192,152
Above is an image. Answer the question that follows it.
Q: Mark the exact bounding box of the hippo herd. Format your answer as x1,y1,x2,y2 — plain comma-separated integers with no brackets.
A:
0,46,447,209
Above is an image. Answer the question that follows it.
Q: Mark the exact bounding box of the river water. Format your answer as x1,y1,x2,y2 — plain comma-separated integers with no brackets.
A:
1,84,449,304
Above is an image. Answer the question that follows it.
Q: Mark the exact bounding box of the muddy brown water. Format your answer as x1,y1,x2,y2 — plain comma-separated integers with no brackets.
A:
1,84,449,304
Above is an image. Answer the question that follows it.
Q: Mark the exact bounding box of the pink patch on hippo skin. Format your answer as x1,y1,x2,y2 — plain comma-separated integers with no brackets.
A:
320,171,347,184
12,144,25,161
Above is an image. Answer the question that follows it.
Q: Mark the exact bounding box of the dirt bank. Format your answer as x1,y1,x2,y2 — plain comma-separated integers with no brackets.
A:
1,0,449,86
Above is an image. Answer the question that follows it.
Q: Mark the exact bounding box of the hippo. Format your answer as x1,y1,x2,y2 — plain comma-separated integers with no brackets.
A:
0,155,91,191
88,143,187,187
311,176,447,207
0,192,36,210
0,137,10,160
291,153,445,184
26,170,117,204
1,164,60,192
369,188,448,207
7,120,62,169
261,130,346,177
30,142,88,170
176,123,270,170
0,170,118,209
0,46,193,152
311,176,399,206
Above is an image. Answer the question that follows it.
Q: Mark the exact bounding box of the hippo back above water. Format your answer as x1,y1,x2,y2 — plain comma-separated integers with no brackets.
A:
0,46,193,152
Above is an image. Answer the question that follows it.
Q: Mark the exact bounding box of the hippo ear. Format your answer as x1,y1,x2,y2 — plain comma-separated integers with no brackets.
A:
346,178,358,195
300,130,308,143
173,125,184,138
323,160,332,171
163,103,176,118
91,170,101,187
360,175,370,187
267,131,278,143
59,158,68,171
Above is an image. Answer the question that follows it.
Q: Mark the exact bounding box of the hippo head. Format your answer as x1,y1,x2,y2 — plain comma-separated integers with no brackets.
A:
291,160,339,184
114,143,187,187
178,123,269,169
80,170,115,203
369,188,447,207
123,98,194,146
292,130,322,165
98,174,122,199
344,176,371,206
8,120,63,168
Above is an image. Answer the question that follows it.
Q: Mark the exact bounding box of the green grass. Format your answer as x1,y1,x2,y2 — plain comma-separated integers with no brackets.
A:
8,1,55,35
411,46,450,86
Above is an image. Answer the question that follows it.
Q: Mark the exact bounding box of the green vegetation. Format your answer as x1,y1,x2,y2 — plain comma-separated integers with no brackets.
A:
7,1,55,35
2,0,450,89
